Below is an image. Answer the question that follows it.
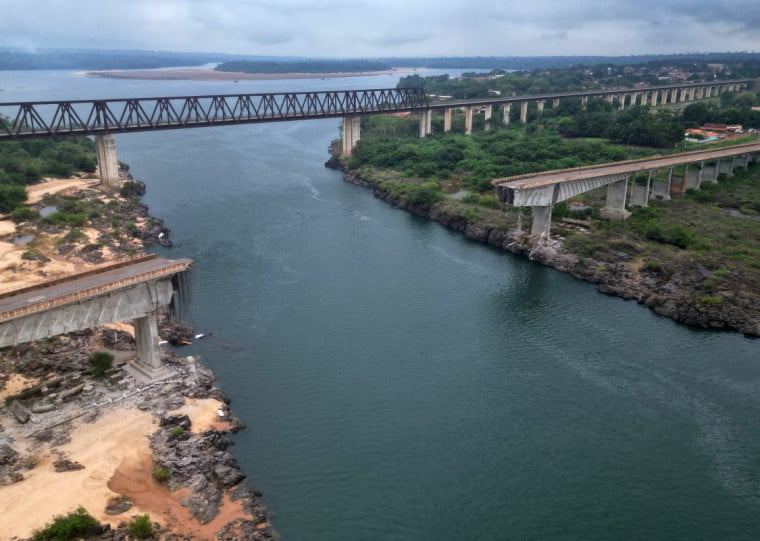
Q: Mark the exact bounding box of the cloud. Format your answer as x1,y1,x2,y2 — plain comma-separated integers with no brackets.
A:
0,0,758,57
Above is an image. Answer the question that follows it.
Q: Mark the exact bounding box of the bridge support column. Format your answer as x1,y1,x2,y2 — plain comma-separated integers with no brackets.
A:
536,100,544,116
444,108,452,132
126,313,175,382
680,89,686,103
619,94,626,110
520,101,528,124
629,171,652,207
342,116,361,157
552,98,560,108
705,86,712,98
689,87,695,101
95,134,120,188
685,163,701,190
600,178,631,220
465,107,473,135
530,205,553,238
418,109,432,138
502,104,512,126
484,105,493,131
581,96,588,109
650,91,658,107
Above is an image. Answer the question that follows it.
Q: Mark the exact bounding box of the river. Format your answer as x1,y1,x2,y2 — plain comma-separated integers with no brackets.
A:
3,70,760,540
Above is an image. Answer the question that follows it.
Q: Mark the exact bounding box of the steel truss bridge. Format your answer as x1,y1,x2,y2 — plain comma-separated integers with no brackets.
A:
0,87,429,140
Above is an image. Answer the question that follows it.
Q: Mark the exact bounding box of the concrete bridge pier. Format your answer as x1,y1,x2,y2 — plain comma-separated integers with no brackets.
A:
418,109,432,138
705,86,713,98
680,89,687,103
650,91,659,107
536,100,545,117
719,157,734,177
124,314,175,382
552,98,560,109
341,116,361,157
520,101,528,124
465,107,474,135
530,205,553,238
689,87,696,101
484,105,493,131
619,94,626,110
581,96,588,109
685,163,701,190
444,108,452,132
502,104,512,126
600,177,631,220
629,171,652,207
95,134,120,188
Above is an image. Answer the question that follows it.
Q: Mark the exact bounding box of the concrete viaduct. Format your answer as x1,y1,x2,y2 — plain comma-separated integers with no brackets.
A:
415,79,753,138
0,255,192,381
493,141,760,239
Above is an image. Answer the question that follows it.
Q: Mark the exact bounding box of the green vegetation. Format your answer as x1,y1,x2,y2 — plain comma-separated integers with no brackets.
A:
170,426,185,438
127,514,154,538
88,350,114,378
350,117,655,193
152,465,170,483
0,137,96,214
32,506,100,541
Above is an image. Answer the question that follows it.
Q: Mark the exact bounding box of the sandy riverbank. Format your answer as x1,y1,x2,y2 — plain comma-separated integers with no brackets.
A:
84,67,417,81
0,173,268,539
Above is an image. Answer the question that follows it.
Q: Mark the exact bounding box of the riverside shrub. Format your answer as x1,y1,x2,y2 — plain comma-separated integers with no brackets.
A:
88,350,114,377
32,506,99,541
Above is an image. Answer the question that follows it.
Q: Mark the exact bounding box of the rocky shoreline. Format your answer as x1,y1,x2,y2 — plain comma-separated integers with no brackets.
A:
0,172,274,539
326,156,760,338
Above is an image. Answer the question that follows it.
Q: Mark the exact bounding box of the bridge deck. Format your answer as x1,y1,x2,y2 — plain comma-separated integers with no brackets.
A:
494,141,760,190
0,256,192,322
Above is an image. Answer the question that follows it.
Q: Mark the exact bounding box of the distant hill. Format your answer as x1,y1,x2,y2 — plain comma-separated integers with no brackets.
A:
1,48,759,73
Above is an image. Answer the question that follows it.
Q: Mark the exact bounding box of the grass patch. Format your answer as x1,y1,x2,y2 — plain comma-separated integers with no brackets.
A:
32,506,100,541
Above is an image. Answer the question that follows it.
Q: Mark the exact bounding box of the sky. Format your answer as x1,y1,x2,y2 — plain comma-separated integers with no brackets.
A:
1,0,759,58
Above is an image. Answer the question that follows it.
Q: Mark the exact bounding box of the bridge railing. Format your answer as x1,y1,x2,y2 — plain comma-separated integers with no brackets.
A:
0,88,429,140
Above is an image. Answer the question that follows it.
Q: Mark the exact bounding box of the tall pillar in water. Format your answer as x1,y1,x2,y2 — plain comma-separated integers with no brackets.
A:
530,205,553,238
464,107,473,135
95,134,119,188
520,101,528,124
600,178,631,220
444,108,452,132
342,116,361,157
502,103,512,126
484,105,493,131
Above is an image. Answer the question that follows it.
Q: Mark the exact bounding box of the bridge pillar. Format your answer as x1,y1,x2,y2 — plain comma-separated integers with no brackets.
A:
536,100,545,116
650,91,658,107
502,104,512,126
689,87,695,101
418,109,432,138
465,107,474,135
520,101,528,124
605,94,614,104
95,134,120,188
619,94,626,110
581,96,588,109
552,98,560,108
530,205,553,238
484,105,493,131
685,163,701,190
705,86,712,98
134,315,162,371
629,171,652,207
444,108,452,132
342,116,361,157
680,89,687,103
600,178,631,220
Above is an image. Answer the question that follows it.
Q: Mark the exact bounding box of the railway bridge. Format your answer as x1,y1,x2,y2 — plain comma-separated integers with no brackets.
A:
0,79,751,186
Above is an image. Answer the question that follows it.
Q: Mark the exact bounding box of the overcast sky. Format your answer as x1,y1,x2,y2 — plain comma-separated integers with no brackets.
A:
1,0,759,58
